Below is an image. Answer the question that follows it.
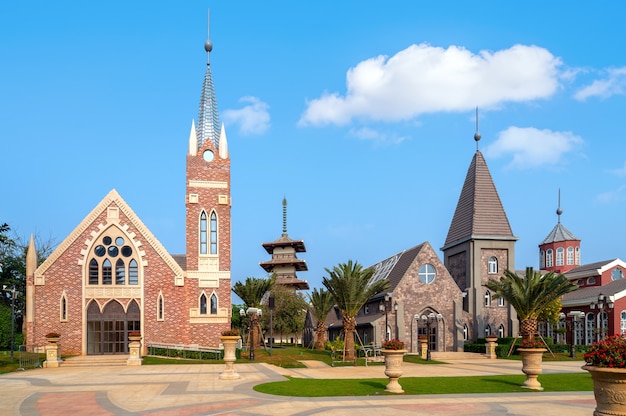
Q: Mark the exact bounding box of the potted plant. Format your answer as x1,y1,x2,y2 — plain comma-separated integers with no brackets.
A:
485,267,576,390
583,335,626,416
517,337,548,390
128,331,142,341
219,328,241,380
45,332,61,343
382,339,405,350
381,339,407,393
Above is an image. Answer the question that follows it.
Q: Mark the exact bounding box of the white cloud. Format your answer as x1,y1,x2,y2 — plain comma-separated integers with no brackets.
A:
609,161,626,177
483,126,583,169
299,43,562,126
596,185,626,204
574,67,626,101
222,96,270,135
349,127,408,145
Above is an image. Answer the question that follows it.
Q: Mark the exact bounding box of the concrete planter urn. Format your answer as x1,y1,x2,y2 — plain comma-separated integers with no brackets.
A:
127,332,142,366
485,336,498,359
518,348,547,390
583,365,626,416
382,349,407,393
219,335,241,380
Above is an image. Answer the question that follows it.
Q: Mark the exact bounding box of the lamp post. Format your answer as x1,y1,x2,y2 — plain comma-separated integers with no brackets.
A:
412,314,419,353
242,307,262,361
421,312,443,361
590,293,614,341
560,311,584,358
379,293,392,341
268,295,274,357
3,285,16,360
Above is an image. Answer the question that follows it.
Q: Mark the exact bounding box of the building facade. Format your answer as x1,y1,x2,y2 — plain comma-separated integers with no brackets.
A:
539,204,626,344
24,24,232,355
323,134,516,351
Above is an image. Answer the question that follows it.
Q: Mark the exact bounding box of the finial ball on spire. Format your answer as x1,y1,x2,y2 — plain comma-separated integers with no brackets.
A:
474,132,481,142
556,207,563,216
204,40,213,53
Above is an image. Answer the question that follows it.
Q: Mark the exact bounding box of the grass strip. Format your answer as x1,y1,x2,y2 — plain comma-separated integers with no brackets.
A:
254,372,593,396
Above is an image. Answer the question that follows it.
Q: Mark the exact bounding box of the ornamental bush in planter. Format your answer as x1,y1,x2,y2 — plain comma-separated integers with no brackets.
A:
583,335,626,416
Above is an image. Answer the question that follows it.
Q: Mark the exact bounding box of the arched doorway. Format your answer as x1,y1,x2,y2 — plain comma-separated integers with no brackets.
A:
417,310,443,352
87,300,141,355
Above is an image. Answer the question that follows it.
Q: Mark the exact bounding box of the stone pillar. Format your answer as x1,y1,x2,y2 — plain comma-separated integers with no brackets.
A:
485,336,498,359
418,336,428,359
127,338,142,366
44,344,62,368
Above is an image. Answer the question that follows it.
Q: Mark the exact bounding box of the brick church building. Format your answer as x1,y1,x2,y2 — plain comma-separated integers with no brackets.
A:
24,25,231,356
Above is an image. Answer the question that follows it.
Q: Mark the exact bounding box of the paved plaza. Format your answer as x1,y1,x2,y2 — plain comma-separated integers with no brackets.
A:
0,358,595,415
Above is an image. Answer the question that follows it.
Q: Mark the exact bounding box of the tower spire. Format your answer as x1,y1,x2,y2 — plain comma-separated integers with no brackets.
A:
474,107,481,151
196,8,221,151
557,188,563,224
282,197,288,236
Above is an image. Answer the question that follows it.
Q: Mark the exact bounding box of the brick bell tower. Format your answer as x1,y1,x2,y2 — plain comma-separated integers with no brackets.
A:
185,14,231,312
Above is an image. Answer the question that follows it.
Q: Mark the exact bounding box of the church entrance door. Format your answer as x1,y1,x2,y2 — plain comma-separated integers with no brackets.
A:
87,300,141,355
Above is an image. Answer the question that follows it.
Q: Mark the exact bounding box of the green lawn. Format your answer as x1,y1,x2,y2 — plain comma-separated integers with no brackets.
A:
254,372,593,396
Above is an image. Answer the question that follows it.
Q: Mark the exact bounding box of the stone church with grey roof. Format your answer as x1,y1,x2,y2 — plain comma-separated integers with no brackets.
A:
322,136,519,353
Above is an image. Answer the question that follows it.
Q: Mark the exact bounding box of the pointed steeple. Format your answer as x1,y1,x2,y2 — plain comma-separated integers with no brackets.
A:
218,123,228,159
196,9,221,151
188,120,198,156
443,150,515,248
26,234,37,278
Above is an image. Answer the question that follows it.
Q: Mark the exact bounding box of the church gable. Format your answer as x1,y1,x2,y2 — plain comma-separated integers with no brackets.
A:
35,189,184,286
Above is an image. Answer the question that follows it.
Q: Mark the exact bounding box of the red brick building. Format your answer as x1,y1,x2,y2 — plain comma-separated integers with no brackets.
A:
538,203,626,344
24,28,232,356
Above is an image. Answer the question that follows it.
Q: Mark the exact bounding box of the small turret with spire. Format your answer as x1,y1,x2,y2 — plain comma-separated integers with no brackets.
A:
539,189,581,273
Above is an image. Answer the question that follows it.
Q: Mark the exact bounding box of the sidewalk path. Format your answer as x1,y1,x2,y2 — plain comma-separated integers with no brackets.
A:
0,359,595,415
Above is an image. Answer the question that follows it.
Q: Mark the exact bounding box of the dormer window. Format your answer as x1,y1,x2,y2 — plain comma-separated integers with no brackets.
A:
612,268,624,281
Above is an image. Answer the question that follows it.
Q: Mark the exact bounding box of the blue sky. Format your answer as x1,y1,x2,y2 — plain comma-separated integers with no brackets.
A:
3,1,626,300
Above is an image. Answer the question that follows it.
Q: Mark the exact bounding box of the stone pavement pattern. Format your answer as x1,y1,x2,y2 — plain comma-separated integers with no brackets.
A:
0,359,596,415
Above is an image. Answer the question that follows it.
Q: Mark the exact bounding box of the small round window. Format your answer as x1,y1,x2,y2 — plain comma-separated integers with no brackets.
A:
115,237,125,246
103,236,112,245
94,245,106,257
121,246,133,257
419,264,436,284
108,246,119,257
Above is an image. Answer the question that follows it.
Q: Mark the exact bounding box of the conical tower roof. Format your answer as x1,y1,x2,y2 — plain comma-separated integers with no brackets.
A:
541,191,579,244
196,12,221,150
541,222,579,244
444,151,515,248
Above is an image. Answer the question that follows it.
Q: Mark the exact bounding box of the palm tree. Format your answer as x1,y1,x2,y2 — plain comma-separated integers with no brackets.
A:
485,267,577,343
322,260,390,361
308,288,334,350
232,275,275,348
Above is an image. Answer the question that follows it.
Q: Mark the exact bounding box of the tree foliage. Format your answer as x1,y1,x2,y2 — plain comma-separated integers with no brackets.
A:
232,275,275,308
262,284,307,343
485,267,577,342
1,224,55,346
322,260,390,361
